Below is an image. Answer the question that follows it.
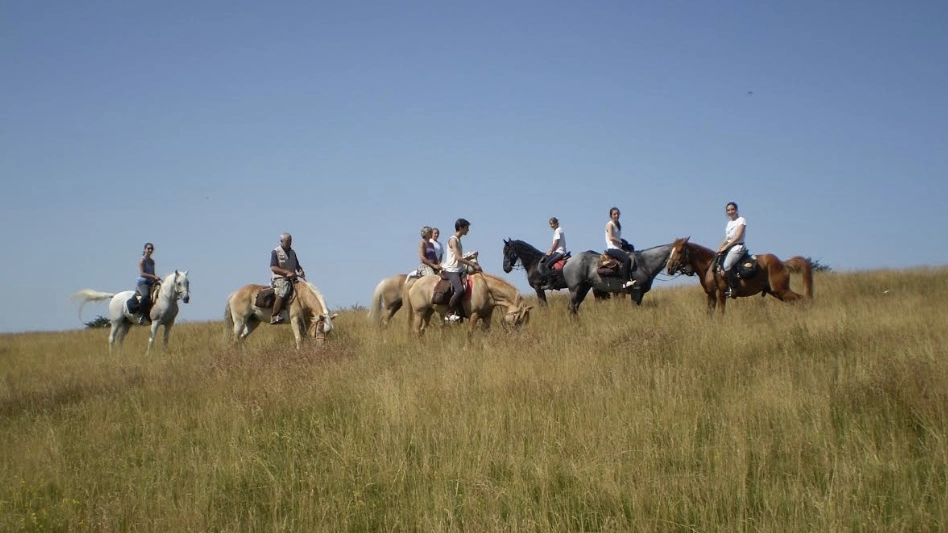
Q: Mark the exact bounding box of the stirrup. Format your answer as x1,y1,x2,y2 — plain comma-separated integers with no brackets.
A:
270,315,285,324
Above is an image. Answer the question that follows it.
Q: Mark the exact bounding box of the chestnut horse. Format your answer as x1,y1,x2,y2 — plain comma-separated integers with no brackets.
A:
224,279,337,349
665,237,813,315
404,273,533,335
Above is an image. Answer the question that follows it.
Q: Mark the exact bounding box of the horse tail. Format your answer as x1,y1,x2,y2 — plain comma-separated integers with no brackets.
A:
368,279,386,325
223,298,234,340
70,289,116,321
783,256,813,298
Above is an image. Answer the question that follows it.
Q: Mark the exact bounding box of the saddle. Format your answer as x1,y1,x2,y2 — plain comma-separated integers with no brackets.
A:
596,252,635,278
716,250,758,279
433,272,472,305
126,282,162,313
254,282,296,308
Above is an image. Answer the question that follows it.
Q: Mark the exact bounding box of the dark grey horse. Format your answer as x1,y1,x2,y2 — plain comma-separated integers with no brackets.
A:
503,238,609,305
563,243,674,314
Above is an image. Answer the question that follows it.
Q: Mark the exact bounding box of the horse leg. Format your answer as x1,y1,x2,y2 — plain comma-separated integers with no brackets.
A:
291,315,304,350
383,300,403,327
535,286,548,305
161,322,174,350
146,321,160,355
108,320,122,356
241,318,261,340
569,284,592,314
112,322,131,356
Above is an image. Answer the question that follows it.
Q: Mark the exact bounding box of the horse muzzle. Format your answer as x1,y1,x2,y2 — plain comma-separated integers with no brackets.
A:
183,295,190,304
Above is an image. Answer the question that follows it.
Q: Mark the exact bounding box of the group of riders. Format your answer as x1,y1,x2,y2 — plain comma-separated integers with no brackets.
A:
128,201,747,325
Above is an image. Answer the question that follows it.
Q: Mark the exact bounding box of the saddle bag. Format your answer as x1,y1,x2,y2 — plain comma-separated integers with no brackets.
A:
597,253,621,277
432,279,453,305
737,255,759,279
255,287,276,308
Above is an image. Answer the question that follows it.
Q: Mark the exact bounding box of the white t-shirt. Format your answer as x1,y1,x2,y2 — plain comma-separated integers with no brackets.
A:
605,221,622,250
430,239,443,262
725,217,746,245
552,227,566,254
442,235,462,273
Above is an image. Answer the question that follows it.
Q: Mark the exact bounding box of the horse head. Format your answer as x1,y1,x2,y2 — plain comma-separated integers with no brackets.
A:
502,238,517,273
173,270,191,303
666,238,694,276
308,311,340,344
503,302,534,328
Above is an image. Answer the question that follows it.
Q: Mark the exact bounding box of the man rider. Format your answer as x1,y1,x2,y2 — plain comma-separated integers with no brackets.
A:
270,232,306,324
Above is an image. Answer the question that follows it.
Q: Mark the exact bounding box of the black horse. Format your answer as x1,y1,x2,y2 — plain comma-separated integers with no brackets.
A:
502,238,609,305
562,243,675,314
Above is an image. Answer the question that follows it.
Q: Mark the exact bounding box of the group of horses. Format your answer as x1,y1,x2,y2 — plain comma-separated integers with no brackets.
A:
498,236,813,314
368,236,813,330
72,273,337,354
71,236,812,354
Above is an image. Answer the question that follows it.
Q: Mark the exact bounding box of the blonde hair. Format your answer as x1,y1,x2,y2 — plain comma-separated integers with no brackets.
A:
420,226,433,238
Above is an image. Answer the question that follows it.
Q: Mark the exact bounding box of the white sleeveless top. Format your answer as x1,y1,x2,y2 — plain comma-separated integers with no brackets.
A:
605,221,622,250
442,235,462,273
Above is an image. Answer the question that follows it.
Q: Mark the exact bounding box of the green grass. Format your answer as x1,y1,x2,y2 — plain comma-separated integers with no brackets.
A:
1,268,946,531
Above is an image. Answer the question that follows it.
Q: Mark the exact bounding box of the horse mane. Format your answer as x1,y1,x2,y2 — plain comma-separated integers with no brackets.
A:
299,280,330,314
679,239,715,260
477,272,523,304
505,239,545,267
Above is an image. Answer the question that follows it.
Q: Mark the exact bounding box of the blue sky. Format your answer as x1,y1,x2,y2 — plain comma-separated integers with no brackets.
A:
2,1,946,334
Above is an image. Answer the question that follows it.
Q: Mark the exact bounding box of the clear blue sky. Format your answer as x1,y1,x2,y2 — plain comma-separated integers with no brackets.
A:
2,1,946,334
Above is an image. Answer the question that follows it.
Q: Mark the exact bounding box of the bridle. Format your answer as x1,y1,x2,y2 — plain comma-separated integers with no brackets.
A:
667,245,697,277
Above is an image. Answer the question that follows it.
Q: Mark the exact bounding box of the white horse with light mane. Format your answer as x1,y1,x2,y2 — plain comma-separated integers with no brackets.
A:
72,270,191,355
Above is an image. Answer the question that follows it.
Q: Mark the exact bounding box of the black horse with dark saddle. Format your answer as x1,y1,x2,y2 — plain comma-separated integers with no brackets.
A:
503,238,608,305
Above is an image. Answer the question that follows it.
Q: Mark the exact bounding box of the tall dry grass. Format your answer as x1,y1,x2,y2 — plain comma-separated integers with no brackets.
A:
1,268,946,532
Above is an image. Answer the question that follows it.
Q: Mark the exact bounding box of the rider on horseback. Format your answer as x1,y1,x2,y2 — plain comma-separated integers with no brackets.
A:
717,202,746,299
604,207,636,289
541,217,567,288
443,218,482,322
270,232,306,324
133,242,160,325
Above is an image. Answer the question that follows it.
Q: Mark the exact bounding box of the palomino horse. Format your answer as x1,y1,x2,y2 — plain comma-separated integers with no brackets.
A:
369,259,483,327
367,273,421,327
224,279,337,350
72,270,191,355
665,237,814,315
404,273,533,335
563,243,675,314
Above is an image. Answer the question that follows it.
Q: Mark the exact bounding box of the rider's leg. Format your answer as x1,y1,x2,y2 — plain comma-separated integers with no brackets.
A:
136,282,152,324
271,278,290,324
722,245,746,298
445,271,464,319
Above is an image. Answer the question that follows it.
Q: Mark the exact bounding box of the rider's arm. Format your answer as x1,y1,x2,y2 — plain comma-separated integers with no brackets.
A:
606,222,622,247
548,234,561,255
451,238,481,271
270,250,291,277
719,223,745,252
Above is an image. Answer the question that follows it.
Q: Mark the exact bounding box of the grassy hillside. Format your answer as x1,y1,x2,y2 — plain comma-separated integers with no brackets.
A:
1,268,946,532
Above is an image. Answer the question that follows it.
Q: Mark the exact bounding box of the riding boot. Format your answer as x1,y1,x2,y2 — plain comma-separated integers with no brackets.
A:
271,296,286,324
725,270,739,298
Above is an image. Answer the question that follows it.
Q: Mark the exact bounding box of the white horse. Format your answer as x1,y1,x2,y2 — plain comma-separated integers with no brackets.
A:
72,270,191,355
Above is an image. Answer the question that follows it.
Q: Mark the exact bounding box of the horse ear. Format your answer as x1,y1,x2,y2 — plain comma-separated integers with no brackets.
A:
504,238,510,244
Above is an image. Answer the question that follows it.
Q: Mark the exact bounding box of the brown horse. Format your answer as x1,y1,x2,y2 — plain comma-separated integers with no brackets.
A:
665,237,813,315
405,273,533,335
224,279,338,349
